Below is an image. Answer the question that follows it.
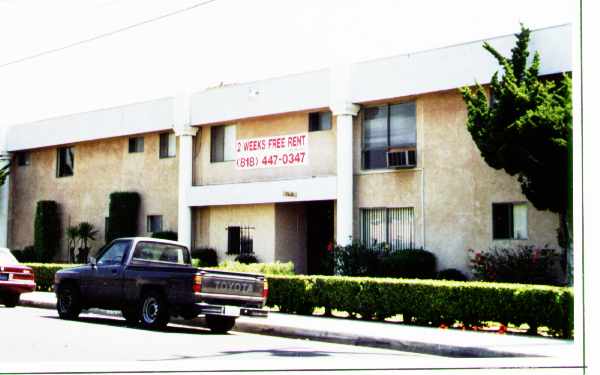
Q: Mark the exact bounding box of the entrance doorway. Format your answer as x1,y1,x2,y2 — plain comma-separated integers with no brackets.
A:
306,200,334,275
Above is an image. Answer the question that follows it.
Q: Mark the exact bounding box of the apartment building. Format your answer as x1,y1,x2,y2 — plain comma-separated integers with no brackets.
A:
0,25,571,274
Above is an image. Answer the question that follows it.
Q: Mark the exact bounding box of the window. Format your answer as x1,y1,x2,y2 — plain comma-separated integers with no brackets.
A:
56,146,74,177
128,137,144,153
226,226,254,254
147,215,163,233
492,203,528,240
133,241,190,265
309,111,332,132
159,133,176,158
16,152,30,166
361,207,414,250
362,102,416,170
96,240,132,266
210,125,236,162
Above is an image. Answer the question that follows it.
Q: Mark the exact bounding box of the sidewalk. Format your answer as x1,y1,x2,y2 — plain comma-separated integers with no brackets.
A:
19,292,577,359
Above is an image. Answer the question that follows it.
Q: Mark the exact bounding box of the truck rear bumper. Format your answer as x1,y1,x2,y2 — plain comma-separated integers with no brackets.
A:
193,303,268,318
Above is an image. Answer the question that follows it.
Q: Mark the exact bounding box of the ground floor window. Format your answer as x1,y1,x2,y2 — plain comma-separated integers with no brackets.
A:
227,226,254,254
360,207,415,250
492,202,528,240
147,215,163,233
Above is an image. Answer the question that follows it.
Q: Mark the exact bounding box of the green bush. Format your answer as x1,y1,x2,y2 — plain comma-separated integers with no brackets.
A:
151,231,178,241
265,275,574,338
379,250,437,279
214,260,295,275
106,192,140,242
24,263,79,292
469,246,562,285
437,268,468,281
34,201,61,262
333,241,437,279
235,253,258,264
191,247,218,267
12,246,37,262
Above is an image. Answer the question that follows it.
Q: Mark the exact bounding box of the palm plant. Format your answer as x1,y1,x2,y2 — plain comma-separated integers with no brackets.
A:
66,225,80,263
77,222,98,263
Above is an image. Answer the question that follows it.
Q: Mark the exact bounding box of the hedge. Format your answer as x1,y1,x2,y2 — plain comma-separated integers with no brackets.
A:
25,263,77,292
266,275,574,338
25,264,573,338
212,261,295,275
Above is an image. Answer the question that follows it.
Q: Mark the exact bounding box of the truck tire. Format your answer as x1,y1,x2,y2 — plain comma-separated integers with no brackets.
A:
206,315,236,334
3,293,19,307
139,290,169,329
121,307,139,326
57,284,82,319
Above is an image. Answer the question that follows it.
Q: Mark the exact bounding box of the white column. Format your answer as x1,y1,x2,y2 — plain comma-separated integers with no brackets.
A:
173,91,197,249
0,152,10,248
331,103,359,246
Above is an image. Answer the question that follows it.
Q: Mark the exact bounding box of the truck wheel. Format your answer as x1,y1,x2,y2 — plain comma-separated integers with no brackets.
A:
3,293,20,307
206,315,236,334
57,284,82,319
121,307,139,326
139,291,169,329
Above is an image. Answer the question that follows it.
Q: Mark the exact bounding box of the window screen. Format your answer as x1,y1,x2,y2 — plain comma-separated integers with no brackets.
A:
361,207,415,250
159,133,176,158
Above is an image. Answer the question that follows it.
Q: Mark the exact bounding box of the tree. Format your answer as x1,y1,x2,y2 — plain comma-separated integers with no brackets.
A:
460,25,572,283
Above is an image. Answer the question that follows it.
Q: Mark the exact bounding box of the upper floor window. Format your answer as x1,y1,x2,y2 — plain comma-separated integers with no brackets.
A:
362,102,416,170
492,202,528,240
309,111,332,132
210,125,236,163
159,133,176,158
56,146,74,177
16,152,30,166
129,137,144,153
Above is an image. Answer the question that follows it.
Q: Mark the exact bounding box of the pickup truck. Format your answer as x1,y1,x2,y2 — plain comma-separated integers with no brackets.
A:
53,237,268,333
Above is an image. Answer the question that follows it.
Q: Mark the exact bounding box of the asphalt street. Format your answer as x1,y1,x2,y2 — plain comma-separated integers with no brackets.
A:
1,306,437,373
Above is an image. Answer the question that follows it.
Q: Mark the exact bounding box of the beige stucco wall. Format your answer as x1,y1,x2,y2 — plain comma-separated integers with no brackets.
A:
274,202,307,274
193,112,337,186
352,90,559,274
192,204,276,264
9,133,179,260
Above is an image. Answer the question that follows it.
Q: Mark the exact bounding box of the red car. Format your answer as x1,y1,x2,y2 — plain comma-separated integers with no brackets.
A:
0,248,36,307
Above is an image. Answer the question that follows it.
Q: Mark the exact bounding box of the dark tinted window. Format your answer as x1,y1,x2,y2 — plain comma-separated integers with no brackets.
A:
128,137,144,153
492,203,512,239
309,112,332,132
57,147,74,177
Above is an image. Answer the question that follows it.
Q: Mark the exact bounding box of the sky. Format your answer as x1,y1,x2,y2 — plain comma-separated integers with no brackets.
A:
0,0,577,127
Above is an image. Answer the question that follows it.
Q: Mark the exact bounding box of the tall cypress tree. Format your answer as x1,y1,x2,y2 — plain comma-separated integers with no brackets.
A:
460,25,572,283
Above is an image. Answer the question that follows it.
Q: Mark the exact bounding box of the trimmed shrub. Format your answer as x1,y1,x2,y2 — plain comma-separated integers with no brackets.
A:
436,268,468,281
379,249,437,279
34,201,61,262
235,253,258,264
191,247,218,267
214,260,295,275
333,241,381,276
24,263,78,292
265,275,574,338
469,246,562,285
12,246,37,262
106,192,140,242
151,231,178,241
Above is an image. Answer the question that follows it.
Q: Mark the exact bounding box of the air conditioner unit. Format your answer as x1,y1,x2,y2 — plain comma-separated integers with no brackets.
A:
386,148,417,168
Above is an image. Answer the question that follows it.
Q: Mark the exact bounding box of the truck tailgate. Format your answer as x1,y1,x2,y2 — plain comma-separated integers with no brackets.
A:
199,271,264,301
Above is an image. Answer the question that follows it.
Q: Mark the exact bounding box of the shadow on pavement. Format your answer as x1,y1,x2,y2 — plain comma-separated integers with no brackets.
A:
41,315,214,335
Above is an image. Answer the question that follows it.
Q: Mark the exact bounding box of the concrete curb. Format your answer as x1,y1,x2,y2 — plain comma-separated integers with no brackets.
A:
17,297,543,358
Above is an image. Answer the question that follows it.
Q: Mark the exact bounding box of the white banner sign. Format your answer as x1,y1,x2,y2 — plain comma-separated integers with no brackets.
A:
235,133,308,170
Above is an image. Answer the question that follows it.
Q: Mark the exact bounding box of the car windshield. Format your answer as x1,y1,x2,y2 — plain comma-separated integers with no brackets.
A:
0,248,18,265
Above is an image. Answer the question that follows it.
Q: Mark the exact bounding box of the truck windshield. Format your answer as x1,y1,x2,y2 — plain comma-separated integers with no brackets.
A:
132,242,191,265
